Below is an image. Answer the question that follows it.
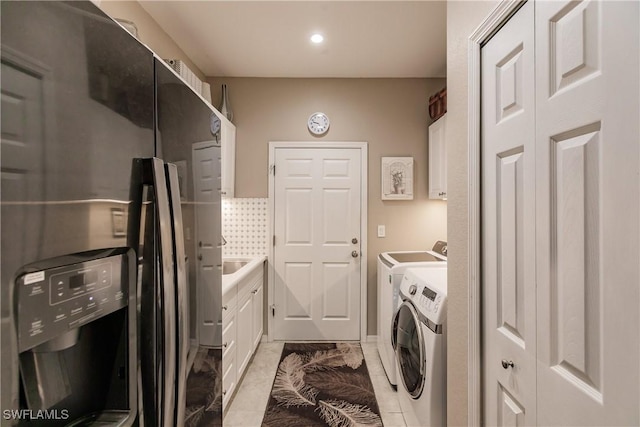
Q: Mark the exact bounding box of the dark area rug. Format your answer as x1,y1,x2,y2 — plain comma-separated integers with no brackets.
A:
261,343,383,427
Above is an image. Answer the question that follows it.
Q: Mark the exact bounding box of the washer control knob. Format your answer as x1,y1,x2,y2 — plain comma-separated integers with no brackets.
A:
409,284,417,295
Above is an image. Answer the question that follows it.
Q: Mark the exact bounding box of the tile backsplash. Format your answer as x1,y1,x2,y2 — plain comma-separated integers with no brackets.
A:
222,198,268,257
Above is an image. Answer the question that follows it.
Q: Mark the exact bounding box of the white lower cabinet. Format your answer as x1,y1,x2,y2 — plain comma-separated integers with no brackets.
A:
221,262,264,414
236,292,253,375
251,283,263,349
221,310,237,410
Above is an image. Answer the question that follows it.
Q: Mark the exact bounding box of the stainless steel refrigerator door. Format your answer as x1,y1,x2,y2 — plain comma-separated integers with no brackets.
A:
1,1,154,421
166,163,189,426
155,57,223,426
129,158,180,427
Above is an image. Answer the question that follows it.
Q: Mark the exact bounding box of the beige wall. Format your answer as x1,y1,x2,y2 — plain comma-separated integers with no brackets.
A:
98,0,205,80
446,1,499,426
208,77,447,335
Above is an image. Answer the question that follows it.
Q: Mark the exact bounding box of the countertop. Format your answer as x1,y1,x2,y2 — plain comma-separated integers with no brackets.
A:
222,255,267,296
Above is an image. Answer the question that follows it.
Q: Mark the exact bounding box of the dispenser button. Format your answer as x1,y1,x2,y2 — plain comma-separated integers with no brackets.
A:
87,296,97,310
29,285,44,296
29,319,44,337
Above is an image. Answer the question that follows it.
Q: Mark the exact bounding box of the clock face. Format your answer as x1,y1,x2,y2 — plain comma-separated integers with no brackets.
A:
308,112,330,135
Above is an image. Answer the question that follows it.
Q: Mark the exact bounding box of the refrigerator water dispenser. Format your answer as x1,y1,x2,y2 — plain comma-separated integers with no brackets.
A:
14,248,137,426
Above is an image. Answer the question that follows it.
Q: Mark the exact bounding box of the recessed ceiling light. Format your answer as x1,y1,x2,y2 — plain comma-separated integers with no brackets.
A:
310,34,324,44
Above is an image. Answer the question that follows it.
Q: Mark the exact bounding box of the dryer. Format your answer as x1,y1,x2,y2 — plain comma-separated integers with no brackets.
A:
376,241,446,386
392,267,447,426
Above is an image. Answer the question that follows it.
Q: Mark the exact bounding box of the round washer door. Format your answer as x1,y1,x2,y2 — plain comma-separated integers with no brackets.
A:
394,301,426,399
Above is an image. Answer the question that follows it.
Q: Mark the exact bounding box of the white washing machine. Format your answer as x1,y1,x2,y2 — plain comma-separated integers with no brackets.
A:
392,267,447,427
377,241,446,386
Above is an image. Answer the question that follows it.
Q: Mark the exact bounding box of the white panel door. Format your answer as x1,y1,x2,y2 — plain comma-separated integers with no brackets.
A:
192,141,222,347
273,148,361,341
535,1,639,424
481,2,537,425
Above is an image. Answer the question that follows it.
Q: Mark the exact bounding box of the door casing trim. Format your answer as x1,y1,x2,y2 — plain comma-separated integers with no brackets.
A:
267,141,368,342
467,1,526,425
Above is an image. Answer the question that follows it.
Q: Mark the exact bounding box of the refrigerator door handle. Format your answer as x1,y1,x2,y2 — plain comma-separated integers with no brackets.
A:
150,158,178,427
165,163,189,427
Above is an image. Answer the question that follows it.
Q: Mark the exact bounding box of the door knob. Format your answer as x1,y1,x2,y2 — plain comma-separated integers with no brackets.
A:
352,238,358,244
351,250,359,258
501,359,515,369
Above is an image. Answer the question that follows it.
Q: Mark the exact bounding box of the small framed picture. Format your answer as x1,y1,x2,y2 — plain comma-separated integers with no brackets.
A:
381,157,414,200
111,208,126,237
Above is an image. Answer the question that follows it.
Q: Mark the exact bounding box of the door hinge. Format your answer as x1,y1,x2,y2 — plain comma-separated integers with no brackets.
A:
270,164,276,175
271,304,275,317
273,235,276,246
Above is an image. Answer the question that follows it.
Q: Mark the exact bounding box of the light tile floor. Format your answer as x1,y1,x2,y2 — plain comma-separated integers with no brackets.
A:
224,341,407,427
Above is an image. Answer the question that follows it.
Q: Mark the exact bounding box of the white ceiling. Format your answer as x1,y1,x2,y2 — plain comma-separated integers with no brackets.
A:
139,1,447,78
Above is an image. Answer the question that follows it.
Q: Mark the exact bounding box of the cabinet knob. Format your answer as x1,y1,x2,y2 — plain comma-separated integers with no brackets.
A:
198,254,203,261
352,238,358,244
222,305,228,310
501,359,515,369
351,251,359,258
223,342,228,348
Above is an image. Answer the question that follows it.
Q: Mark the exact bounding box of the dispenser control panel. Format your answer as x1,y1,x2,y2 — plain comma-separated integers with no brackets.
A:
15,251,130,353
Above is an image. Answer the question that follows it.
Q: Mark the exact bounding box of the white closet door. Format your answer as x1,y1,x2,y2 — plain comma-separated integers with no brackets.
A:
481,2,537,425
535,1,639,425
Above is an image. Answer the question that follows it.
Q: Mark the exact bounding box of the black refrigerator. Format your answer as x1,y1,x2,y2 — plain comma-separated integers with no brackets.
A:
0,2,223,426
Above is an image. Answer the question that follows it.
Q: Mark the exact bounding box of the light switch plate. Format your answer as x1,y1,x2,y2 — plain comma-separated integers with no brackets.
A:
377,225,386,238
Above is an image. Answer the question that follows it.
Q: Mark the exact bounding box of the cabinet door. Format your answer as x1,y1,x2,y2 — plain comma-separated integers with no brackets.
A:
220,118,236,198
222,311,237,412
251,283,264,350
236,294,253,377
428,114,447,199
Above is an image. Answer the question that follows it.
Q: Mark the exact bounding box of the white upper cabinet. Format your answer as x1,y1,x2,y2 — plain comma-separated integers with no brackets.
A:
220,117,236,198
428,113,447,200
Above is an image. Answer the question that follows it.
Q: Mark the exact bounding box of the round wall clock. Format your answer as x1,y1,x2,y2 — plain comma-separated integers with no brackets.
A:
307,112,330,135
